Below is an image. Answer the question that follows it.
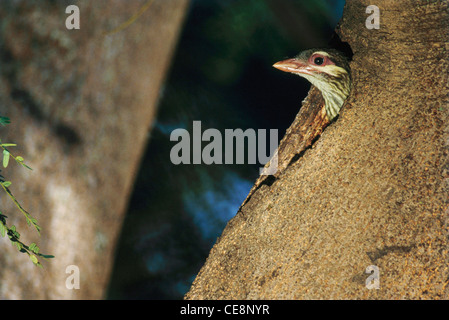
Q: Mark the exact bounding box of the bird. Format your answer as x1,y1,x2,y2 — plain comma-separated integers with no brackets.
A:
273,48,352,121
239,49,352,210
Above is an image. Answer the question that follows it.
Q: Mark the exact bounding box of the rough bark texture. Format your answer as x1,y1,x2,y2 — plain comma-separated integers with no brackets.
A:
0,0,188,299
186,0,449,299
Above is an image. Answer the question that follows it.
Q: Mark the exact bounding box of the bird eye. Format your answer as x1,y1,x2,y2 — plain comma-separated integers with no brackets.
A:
314,56,324,65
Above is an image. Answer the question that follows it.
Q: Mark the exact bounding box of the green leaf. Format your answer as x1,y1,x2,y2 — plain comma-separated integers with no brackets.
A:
2,150,9,168
0,222,6,238
0,116,10,126
30,254,38,265
0,143,17,147
29,243,40,254
15,156,24,162
21,162,32,170
8,225,20,239
2,181,11,188
13,241,22,251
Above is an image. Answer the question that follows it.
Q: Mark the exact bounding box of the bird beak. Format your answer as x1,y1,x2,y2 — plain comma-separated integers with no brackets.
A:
273,58,314,76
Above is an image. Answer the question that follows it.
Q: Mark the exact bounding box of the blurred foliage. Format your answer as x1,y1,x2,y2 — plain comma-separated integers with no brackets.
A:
0,118,54,267
108,0,345,299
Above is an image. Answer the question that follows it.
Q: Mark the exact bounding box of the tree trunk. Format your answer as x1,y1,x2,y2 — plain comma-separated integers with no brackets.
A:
186,0,449,299
0,0,189,299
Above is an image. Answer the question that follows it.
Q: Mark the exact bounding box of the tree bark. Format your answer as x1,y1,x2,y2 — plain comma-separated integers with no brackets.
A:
0,0,189,299
186,0,449,299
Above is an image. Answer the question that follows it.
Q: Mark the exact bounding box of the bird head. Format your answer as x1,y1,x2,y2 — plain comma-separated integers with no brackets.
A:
273,49,351,120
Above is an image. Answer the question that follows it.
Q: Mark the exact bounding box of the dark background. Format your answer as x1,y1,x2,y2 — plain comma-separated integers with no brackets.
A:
107,0,346,299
